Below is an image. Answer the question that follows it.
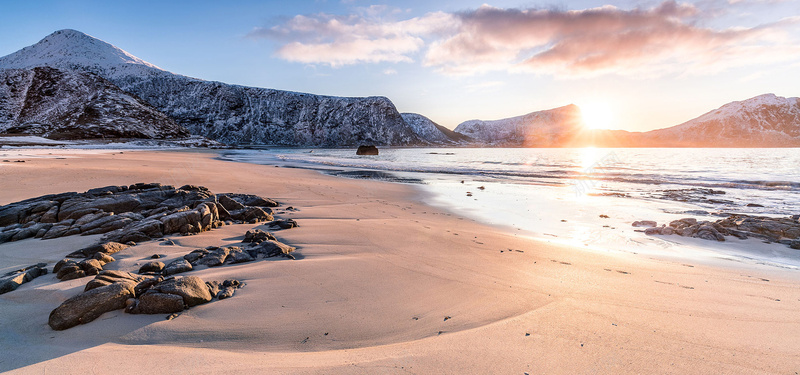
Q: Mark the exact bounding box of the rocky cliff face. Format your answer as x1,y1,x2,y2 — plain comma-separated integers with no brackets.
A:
114,72,420,146
0,67,188,139
401,113,471,145
0,29,422,146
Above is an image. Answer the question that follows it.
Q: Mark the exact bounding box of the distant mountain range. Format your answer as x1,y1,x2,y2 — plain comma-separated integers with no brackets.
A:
455,94,800,147
0,29,797,147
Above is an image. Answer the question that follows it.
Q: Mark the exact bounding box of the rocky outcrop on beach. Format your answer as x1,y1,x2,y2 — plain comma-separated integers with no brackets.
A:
0,183,278,246
159,230,297,278
637,214,800,247
0,29,424,146
0,66,189,140
0,263,48,295
0,182,297,331
49,273,243,330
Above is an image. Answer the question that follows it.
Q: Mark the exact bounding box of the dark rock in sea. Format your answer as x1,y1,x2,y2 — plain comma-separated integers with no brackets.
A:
0,263,47,295
356,145,379,155
632,221,657,228
48,280,136,330
790,240,800,250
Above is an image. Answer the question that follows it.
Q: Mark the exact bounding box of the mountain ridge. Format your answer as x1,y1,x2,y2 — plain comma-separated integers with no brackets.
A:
0,66,188,140
0,29,424,146
454,94,800,147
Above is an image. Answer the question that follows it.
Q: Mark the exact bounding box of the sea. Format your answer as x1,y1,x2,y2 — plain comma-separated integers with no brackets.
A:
221,148,800,269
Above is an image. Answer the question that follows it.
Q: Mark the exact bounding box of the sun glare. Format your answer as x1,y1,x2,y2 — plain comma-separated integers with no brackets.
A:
579,102,614,130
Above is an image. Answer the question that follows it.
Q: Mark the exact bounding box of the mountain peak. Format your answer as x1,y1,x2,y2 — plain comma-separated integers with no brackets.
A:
0,28,163,74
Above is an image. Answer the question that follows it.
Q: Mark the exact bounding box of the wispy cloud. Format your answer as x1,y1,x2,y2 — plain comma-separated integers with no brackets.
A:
248,1,800,77
247,6,454,66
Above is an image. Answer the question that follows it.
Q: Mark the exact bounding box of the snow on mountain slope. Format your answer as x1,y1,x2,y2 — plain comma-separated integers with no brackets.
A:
643,94,800,147
454,104,584,146
0,67,188,139
401,113,471,144
0,30,422,146
0,29,163,79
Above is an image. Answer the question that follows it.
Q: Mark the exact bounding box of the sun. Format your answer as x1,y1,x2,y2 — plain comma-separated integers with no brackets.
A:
579,102,614,130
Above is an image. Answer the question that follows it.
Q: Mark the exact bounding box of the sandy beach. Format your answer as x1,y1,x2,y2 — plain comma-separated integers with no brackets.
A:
1,149,799,374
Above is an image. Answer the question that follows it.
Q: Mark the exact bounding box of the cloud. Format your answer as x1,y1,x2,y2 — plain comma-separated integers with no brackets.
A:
249,1,800,77
247,6,456,66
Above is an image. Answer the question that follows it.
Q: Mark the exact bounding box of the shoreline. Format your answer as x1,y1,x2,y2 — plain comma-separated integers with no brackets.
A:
218,147,800,272
1,149,800,373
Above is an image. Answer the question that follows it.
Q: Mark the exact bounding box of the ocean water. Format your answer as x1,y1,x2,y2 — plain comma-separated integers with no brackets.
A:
221,148,800,268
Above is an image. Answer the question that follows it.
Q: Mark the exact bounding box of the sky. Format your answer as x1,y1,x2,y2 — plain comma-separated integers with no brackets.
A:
1,0,799,131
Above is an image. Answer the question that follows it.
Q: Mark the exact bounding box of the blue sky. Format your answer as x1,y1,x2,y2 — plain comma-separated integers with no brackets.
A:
1,0,799,131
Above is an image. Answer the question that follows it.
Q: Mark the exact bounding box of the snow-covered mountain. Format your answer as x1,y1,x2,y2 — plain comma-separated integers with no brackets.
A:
0,66,187,139
453,95,800,147
401,113,471,144
0,29,422,146
454,104,588,146
640,94,800,147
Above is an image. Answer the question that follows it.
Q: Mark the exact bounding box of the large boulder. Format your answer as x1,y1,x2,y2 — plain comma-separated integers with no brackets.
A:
126,290,185,314
67,241,130,258
155,276,212,307
138,261,165,274
163,258,193,276
48,281,136,330
194,247,230,267
242,229,276,244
